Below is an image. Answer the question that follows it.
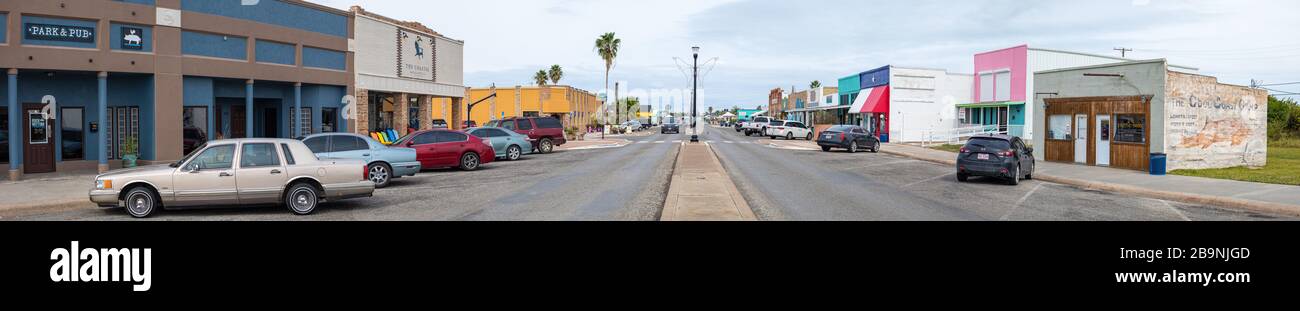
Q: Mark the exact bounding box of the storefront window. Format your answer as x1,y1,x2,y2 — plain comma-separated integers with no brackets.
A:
1115,114,1146,144
1048,114,1072,140
408,105,420,131
183,107,209,155
61,108,84,160
321,108,338,133
368,93,394,132
288,107,312,137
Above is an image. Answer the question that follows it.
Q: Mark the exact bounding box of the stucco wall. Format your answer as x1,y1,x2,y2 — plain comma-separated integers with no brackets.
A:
889,67,972,142
1164,72,1268,170
1031,60,1169,161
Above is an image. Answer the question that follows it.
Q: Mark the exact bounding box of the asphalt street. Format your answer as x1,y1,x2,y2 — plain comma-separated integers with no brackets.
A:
701,124,1294,221
12,133,683,221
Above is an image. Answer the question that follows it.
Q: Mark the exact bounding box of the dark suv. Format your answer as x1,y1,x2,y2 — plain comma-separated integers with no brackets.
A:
489,117,566,154
956,134,1035,185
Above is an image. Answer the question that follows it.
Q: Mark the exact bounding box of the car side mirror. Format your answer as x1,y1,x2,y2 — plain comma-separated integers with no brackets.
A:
1026,147,1034,154
185,164,200,173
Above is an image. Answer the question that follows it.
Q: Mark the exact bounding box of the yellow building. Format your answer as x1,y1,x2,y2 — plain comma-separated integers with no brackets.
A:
464,86,601,128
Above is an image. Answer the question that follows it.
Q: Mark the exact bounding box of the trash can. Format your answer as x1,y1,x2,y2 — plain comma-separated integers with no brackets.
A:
1149,153,1167,176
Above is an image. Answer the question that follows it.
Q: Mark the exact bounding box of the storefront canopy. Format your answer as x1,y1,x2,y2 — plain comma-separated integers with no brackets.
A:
849,85,889,114
956,101,1025,109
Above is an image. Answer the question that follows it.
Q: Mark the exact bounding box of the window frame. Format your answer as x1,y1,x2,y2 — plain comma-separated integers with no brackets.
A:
1047,114,1073,141
238,143,283,169
1113,114,1147,145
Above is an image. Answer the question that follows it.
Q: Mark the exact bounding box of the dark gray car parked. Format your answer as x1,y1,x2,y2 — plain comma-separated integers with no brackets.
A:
816,125,880,153
956,134,1035,185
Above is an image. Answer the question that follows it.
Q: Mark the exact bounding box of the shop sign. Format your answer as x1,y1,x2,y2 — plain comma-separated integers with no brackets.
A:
25,23,95,43
398,30,434,80
121,27,144,50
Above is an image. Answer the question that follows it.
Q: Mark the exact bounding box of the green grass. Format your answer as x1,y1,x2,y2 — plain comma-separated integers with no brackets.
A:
1170,146,1300,186
929,144,963,153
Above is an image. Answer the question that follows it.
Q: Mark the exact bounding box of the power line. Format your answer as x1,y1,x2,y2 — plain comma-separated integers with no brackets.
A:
1258,81,1300,87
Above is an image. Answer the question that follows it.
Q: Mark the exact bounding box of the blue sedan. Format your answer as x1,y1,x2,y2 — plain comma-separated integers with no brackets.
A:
300,133,421,188
466,127,533,161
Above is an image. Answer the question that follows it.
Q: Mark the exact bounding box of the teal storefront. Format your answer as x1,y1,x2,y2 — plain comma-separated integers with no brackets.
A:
956,101,1026,137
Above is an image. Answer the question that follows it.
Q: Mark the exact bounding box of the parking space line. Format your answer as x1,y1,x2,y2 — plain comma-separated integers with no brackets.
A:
902,172,954,188
1155,199,1193,221
851,159,919,170
1000,182,1045,221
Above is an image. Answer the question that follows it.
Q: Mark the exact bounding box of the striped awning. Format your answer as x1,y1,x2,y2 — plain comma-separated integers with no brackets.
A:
849,85,889,114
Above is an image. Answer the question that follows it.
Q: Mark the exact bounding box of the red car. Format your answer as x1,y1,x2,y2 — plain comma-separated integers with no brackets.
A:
488,117,566,154
393,129,495,171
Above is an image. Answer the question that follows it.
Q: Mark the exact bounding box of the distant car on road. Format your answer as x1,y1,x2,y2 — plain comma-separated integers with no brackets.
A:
489,117,566,154
765,120,813,140
89,138,375,218
956,134,1035,185
742,116,774,136
466,126,533,161
431,119,449,129
461,120,477,129
816,125,880,153
661,118,680,134
619,120,643,132
734,120,745,132
301,133,420,188
394,129,496,171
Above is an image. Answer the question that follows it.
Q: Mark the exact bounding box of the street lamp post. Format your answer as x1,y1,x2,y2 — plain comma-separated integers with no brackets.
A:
690,46,700,143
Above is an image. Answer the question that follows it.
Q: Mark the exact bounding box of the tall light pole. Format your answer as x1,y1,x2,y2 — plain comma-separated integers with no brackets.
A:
690,46,700,143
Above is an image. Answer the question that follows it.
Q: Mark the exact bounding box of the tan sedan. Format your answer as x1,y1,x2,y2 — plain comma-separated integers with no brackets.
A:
89,138,375,218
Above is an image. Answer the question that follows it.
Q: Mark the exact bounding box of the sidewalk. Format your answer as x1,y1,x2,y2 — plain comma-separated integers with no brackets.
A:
660,142,757,221
0,172,97,218
881,143,1300,217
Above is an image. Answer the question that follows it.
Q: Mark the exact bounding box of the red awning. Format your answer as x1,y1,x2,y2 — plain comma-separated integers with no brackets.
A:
858,86,889,114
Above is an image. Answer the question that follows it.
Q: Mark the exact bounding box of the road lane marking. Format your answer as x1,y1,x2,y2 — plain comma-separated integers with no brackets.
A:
902,172,954,188
1154,199,1192,221
1000,182,1045,221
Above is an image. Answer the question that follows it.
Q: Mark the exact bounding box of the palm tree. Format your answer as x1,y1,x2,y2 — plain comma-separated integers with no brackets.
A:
594,32,621,122
533,70,549,86
548,65,564,85
810,80,821,89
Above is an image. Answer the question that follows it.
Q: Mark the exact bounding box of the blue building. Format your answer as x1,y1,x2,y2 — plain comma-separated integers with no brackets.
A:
2,0,353,180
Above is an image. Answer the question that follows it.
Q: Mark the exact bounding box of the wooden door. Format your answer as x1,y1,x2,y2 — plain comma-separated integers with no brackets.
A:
23,105,55,173
231,105,246,138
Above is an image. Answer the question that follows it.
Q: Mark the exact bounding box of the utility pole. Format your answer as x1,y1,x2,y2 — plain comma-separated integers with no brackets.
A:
691,46,700,143
1114,47,1133,58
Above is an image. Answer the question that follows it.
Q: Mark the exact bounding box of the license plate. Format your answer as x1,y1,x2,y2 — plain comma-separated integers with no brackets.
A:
823,134,833,139
977,154,990,160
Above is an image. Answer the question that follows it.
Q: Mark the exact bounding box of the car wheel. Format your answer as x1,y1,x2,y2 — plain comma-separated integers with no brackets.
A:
285,183,320,215
821,146,832,152
786,132,793,140
872,141,881,153
123,186,159,218
368,163,391,188
460,152,481,171
1008,165,1021,186
805,133,813,140
1025,163,1034,180
957,173,968,182
538,138,554,154
849,141,858,153
506,145,522,161
769,135,775,139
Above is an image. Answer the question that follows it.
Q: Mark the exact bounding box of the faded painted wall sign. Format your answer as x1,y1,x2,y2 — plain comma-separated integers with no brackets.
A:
1165,73,1267,170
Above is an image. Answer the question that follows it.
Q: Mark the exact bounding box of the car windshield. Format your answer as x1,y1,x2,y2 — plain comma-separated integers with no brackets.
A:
666,119,677,124
966,138,1011,151
769,120,783,125
172,142,207,167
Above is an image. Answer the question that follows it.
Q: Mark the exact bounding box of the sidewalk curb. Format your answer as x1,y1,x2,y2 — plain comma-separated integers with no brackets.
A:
880,147,1300,218
0,198,96,219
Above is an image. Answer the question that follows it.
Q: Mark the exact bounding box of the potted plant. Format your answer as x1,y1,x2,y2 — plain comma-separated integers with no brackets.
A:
565,126,579,141
121,136,140,168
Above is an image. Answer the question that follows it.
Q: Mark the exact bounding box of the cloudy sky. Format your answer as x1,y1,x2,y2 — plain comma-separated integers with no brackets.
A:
314,0,1300,110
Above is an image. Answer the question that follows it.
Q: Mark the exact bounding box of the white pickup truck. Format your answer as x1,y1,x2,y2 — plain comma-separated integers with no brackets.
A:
741,116,775,136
